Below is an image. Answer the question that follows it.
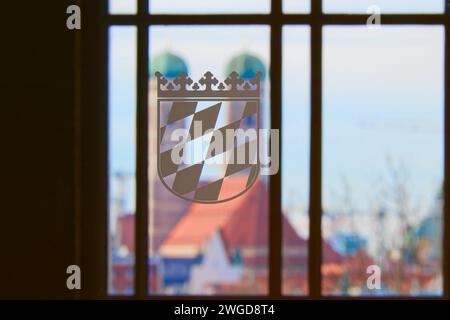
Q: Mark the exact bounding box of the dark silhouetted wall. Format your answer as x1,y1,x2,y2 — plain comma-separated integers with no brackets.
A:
1,1,76,299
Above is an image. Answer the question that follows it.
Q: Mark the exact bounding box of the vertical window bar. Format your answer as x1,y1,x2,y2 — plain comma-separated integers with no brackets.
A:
309,0,322,299
135,0,149,298
86,0,108,299
444,0,450,300
73,0,83,299
269,0,282,298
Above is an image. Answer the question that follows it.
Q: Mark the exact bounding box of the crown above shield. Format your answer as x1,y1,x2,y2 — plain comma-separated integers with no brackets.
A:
155,71,262,98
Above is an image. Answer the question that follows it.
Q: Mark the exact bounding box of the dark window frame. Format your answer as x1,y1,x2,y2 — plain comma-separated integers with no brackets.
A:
80,0,450,299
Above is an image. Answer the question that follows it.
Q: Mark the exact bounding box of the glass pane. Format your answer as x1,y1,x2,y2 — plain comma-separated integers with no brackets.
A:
150,0,270,14
108,27,137,295
323,0,444,14
323,26,444,296
283,0,311,13
149,26,270,295
282,26,310,295
109,0,137,14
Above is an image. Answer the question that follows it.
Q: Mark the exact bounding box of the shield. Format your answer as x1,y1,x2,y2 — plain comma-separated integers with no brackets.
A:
155,71,261,203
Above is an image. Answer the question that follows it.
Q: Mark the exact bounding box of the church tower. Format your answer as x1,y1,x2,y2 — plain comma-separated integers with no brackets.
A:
224,53,266,131
148,52,191,256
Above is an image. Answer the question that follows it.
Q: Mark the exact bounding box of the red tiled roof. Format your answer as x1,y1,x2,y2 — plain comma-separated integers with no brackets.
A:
221,179,269,250
220,180,310,261
161,176,256,249
161,176,342,264
160,177,315,267
122,176,342,269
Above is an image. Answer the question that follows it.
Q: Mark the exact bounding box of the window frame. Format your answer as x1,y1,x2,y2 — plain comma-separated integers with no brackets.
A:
81,0,450,299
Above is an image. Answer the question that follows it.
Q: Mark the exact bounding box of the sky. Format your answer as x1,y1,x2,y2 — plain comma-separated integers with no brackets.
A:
107,1,445,243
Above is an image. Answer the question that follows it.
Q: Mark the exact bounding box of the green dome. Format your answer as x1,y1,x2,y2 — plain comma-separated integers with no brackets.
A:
225,53,266,80
416,216,441,239
150,52,188,78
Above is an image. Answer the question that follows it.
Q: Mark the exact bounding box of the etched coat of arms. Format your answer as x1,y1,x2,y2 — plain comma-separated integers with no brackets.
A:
155,71,262,203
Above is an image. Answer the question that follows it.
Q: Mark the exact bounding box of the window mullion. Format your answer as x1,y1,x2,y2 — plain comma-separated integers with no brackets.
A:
269,0,282,298
309,0,323,299
135,0,149,298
